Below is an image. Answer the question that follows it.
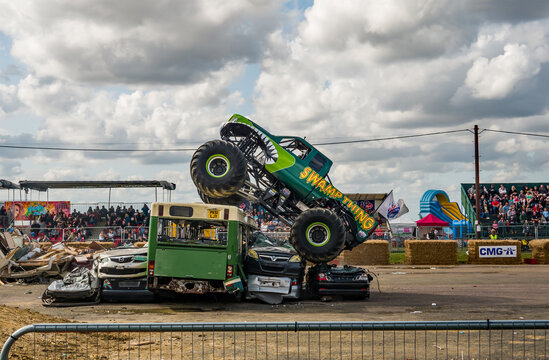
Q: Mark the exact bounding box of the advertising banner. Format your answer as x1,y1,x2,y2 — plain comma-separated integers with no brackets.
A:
478,245,517,258
4,201,71,221
356,200,375,213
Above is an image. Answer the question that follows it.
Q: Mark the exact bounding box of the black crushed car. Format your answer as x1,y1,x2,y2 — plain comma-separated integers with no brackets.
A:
306,263,372,300
245,232,305,304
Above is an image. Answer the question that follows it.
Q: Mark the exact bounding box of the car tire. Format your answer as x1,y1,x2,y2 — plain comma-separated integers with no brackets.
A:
290,208,345,263
190,140,247,198
197,189,244,207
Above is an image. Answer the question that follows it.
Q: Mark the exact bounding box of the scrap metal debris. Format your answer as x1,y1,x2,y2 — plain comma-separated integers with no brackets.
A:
0,231,108,282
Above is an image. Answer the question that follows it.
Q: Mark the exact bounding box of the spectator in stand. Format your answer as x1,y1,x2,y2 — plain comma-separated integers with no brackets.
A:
491,196,500,215
142,203,150,217
498,184,507,197
489,184,498,198
519,210,527,224
497,216,506,235
523,220,531,237
467,184,476,198
540,185,548,195
482,186,489,198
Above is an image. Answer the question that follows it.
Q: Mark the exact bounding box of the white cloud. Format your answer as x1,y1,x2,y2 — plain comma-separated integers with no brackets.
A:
1,1,549,221
0,84,21,116
0,0,284,85
465,43,544,99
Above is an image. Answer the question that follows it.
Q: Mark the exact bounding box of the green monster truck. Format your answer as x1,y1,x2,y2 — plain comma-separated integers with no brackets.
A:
190,114,378,263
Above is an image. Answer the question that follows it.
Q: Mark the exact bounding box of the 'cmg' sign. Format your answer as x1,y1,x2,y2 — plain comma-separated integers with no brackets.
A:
478,245,517,258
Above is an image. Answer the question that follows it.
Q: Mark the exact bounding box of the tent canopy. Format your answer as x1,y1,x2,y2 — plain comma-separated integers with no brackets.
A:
416,213,449,227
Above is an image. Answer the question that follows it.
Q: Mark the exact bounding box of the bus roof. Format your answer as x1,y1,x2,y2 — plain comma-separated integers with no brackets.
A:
151,202,257,228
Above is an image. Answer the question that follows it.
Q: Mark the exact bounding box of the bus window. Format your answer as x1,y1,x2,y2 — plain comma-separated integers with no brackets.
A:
157,218,229,246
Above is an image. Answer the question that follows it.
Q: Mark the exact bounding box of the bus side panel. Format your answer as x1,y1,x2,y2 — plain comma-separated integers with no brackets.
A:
154,248,227,280
147,216,158,263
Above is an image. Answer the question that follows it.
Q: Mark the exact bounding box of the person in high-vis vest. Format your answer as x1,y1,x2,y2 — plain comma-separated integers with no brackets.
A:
489,229,498,240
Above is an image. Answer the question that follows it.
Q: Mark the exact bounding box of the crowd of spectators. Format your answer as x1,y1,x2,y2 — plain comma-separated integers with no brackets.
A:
239,201,291,232
25,204,150,243
467,183,549,236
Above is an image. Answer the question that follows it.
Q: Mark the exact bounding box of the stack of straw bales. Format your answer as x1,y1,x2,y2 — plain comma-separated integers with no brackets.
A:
338,240,389,265
529,239,549,264
405,240,457,265
467,240,521,264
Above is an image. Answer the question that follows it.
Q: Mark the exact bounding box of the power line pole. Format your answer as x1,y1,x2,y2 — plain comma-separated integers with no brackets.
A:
474,125,481,238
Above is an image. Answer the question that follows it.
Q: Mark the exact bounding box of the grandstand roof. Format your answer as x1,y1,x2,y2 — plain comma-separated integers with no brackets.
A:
0,179,20,189
346,193,388,201
18,180,176,192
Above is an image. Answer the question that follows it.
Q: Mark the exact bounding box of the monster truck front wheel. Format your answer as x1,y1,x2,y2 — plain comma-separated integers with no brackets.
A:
197,189,244,207
190,140,247,198
290,208,345,263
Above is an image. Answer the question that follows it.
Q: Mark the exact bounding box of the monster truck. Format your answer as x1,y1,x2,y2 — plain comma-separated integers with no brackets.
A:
190,114,378,263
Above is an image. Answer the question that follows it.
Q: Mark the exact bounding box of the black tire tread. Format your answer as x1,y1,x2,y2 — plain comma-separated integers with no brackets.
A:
289,208,345,263
197,189,244,207
190,140,247,198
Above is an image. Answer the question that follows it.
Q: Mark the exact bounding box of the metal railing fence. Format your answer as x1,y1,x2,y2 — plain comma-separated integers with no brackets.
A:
2,320,548,360
18,226,125,242
480,224,549,240
70,202,151,214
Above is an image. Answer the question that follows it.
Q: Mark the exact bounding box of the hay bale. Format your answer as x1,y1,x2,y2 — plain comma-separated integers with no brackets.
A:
339,240,389,265
529,239,549,264
404,240,457,265
133,241,148,248
467,240,521,264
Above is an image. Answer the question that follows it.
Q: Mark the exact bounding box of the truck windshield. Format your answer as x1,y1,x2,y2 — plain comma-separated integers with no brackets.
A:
157,218,228,246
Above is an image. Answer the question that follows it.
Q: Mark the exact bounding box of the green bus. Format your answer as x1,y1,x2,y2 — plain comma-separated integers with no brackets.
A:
147,202,257,296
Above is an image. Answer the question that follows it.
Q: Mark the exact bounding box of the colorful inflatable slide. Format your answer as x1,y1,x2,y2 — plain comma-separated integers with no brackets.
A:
419,190,472,238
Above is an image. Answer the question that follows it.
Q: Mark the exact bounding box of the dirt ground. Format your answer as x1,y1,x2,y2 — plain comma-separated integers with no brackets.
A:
2,264,548,359
2,264,548,324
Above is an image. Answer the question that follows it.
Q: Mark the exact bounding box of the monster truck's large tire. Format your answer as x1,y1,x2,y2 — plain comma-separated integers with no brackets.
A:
190,140,247,198
290,208,345,263
197,189,245,207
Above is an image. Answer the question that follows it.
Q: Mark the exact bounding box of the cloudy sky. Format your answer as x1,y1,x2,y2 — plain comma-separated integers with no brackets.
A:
1,0,549,221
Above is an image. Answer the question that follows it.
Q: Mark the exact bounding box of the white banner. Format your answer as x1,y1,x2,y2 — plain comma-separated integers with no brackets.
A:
479,246,517,258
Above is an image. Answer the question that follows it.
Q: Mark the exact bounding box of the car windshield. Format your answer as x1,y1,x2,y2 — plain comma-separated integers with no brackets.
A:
251,232,294,251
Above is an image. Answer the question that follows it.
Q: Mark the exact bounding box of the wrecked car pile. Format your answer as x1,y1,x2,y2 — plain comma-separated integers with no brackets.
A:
0,230,110,283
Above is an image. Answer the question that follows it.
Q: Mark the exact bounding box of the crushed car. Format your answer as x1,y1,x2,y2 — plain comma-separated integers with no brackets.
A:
306,263,372,300
42,267,100,306
97,247,153,301
245,232,305,304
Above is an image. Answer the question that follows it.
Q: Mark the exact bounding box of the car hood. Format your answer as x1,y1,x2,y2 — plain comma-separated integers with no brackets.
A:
97,247,147,260
252,246,295,255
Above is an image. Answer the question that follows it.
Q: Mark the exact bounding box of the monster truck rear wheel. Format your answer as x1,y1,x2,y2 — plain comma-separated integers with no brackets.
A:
190,140,247,198
197,189,245,207
290,208,345,263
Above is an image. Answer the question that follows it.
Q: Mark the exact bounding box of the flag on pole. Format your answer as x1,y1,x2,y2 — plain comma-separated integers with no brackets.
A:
377,190,409,220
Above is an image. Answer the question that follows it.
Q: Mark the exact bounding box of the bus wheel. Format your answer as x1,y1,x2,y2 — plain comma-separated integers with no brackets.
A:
290,208,345,263
190,140,247,198
197,189,244,207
